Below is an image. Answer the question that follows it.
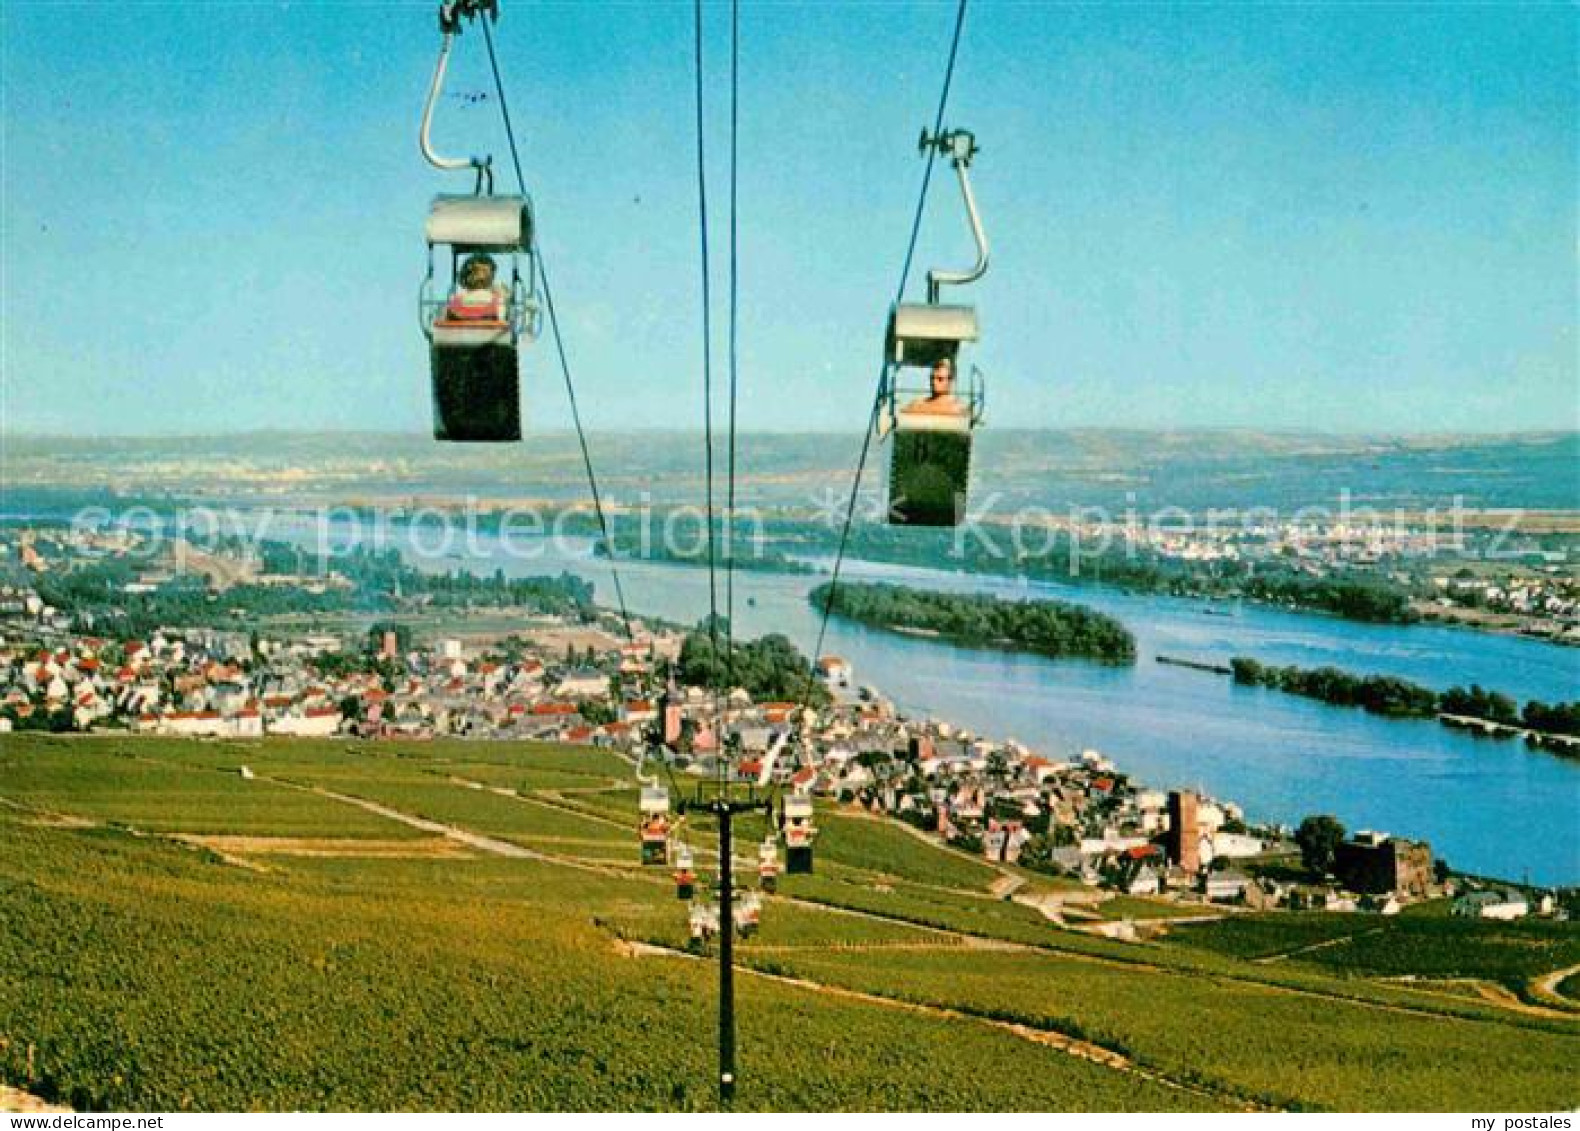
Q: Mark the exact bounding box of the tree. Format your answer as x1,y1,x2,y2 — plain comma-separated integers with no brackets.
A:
1230,657,1265,685
1294,814,1346,875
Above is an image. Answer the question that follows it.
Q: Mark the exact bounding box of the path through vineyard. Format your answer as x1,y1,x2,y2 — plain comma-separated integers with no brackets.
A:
623,940,1271,1111
268,769,1575,1033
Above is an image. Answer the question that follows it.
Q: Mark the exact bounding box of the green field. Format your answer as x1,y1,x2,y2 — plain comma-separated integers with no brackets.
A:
1171,912,1580,988
1,734,1575,1112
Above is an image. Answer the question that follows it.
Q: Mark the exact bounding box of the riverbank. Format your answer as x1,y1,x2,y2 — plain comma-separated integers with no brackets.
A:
1414,599,1580,648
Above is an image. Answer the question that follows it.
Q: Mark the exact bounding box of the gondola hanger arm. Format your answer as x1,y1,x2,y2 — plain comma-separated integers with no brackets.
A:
420,1,498,180
920,127,989,303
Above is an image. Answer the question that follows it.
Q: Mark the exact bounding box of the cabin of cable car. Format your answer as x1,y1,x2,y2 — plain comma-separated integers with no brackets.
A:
879,127,989,527
756,835,780,893
417,1,540,443
639,785,671,866
688,902,719,949
674,842,697,900
734,893,762,939
782,794,817,875
421,198,539,442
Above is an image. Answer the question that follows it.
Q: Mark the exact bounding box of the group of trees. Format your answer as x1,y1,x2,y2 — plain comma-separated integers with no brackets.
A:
416,568,595,616
1239,574,1418,624
1229,658,1439,717
1294,814,1347,873
1521,699,1580,739
1015,827,1080,876
676,618,829,706
811,581,1136,664
1233,658,1580,752
1440,684,1520,725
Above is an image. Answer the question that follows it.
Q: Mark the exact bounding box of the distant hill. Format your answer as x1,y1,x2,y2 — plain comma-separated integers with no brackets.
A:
4,429,1576,514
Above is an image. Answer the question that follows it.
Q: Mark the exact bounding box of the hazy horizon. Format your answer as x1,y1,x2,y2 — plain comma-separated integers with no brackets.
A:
4,424,1577,443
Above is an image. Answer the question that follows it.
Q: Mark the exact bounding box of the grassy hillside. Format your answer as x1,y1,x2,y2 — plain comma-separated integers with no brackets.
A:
1,734,1575,1112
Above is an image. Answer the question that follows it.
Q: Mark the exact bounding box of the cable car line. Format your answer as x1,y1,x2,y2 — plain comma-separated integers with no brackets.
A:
477,13,635,642
723,0,742,696
798,0,970,711
692,0,746,785
693,0,723,694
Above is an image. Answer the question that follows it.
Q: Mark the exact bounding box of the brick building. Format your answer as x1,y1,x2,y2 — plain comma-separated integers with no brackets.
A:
1333,831,1433,897
1164,790,1201,873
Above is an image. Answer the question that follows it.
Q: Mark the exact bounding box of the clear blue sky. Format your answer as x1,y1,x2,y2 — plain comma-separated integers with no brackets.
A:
2,1,1574,436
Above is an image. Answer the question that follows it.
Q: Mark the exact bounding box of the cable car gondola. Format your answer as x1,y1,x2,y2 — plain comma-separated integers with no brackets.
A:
418,0,540,443
639,785,671,867
734,892,762,939
782,794,817,875
674,842,697,900
756,835,780,893
878,127,988,526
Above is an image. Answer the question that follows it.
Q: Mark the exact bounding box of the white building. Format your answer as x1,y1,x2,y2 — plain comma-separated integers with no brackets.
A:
1454,891,1530,921
817,655,853,690
269,707,342,737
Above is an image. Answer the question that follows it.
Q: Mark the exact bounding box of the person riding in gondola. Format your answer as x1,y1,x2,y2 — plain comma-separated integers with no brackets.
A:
902,356,966,417
443,253,508,322
877,355,967,440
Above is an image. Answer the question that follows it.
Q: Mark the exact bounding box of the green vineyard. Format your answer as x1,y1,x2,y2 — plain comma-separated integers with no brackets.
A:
1,734,1575,1112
